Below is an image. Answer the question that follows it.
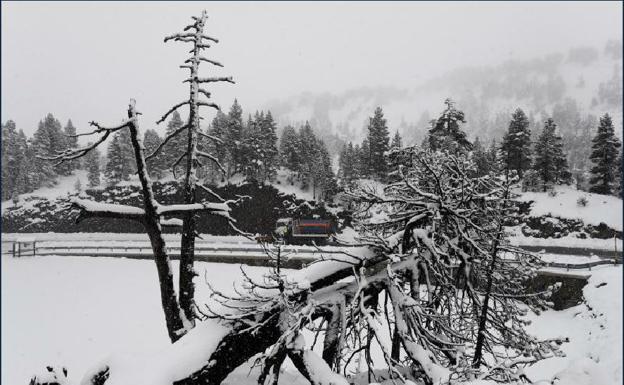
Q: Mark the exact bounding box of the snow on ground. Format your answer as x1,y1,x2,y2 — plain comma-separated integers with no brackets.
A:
525,265,623,385
1,255,314,385
517,186,623,231
272,168,315,201
1,170,90,213
537,254,603,264
2,246,620,385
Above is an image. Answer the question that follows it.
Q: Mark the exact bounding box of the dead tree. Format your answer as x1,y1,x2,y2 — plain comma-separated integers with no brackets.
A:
39,100,234,343
147,10,235,323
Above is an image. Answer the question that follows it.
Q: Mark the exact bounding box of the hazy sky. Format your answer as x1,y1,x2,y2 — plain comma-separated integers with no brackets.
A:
2,1,622,135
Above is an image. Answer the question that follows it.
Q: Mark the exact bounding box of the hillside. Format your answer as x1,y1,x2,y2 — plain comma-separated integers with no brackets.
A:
267,41,623,150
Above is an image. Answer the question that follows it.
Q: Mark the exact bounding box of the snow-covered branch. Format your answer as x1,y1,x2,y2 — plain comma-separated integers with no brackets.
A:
157,201,231,217
184,76,235,84
197,151,227,175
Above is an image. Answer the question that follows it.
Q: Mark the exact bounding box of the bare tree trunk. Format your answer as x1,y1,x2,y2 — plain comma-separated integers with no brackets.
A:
126,104,187,342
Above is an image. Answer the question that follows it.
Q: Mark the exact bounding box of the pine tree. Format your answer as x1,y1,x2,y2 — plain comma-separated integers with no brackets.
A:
259,111,279,181
359,138,371,178
85,144,101,188
298,121,317,187
312,139,337,201
144,129,166,180
472,137,491,177
279,125,300,176
226,99,244,177
32,114,65,185
367,107,390,180
533,118,571,190
500,108,532,178
338,142,357,185
391,130,403,149
105,131,134,184
240,113,264,181
1,120,24,200
62,119,80,173
428,98,471,152
163,110,186,170
589,114,621,195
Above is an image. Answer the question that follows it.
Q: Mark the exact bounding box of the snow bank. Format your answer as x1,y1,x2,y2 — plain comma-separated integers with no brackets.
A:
517,186,623,231
525,265,623,385
1,171,90,213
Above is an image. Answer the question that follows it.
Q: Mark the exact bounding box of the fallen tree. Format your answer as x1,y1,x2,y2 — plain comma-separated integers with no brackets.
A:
32,147,566,385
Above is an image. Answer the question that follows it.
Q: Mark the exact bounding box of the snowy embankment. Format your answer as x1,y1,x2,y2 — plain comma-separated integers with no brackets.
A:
1,171,90,213
3,253,622,385
516,186,622,231
525,266,623,385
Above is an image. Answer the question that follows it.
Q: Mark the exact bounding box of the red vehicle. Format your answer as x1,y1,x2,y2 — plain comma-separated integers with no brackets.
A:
274,217,335,245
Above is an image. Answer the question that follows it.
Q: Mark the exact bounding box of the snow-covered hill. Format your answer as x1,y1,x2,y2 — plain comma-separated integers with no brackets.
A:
266,42,623,145
517,186,622,232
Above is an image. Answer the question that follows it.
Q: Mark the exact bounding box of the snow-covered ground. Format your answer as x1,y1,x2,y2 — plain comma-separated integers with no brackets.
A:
1,255,312,385
517,186,623,231
525,266,623,385
1,170,90,213
3,253,621,385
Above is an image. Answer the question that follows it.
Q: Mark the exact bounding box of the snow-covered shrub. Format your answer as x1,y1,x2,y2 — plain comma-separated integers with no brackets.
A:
577,196,589,207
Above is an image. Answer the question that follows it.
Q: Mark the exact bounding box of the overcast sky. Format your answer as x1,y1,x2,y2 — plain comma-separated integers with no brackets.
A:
2,1,621,135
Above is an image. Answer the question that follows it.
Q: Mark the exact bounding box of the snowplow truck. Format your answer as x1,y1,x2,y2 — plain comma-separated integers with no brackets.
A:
274,218,335,245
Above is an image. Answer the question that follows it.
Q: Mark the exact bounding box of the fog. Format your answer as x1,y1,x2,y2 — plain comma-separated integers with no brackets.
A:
1,1,621,136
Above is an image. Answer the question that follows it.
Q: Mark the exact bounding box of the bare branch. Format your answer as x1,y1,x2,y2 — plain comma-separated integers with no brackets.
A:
197,183,226,202
184,76,235,84
201,34,219,43
145,124,189,161
157,101,189,124
198,130,223,144
198,88,212,99
197,150,227,175
38,131,111,165
198,101,221,111
71,198,145,224
157,201,231,217
164,32,196,42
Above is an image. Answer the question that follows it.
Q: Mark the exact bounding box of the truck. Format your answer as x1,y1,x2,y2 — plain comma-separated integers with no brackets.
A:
272,217,335,245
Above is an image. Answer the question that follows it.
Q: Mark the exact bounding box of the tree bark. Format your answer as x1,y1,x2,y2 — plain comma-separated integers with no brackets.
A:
179,15,205,324
126,103,187,343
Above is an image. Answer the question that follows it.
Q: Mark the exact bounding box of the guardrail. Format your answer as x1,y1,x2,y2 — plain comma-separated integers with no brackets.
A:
7,241,622,271
540,258,621,270
6,242,344,257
